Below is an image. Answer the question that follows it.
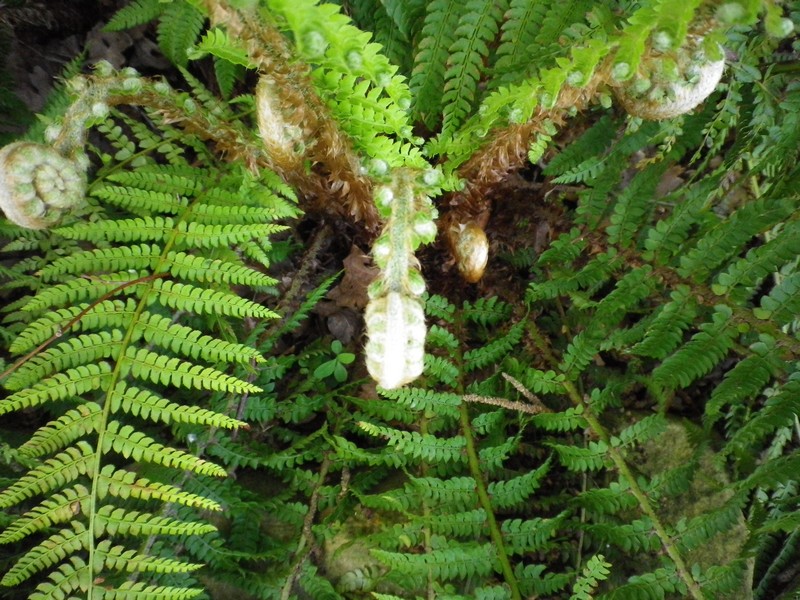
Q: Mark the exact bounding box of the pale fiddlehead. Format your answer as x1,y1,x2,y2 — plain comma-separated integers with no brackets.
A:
0,142,87,230
612,33,726,121
364,169,438,389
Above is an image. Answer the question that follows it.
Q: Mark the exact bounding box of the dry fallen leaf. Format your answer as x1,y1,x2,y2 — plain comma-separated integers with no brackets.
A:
327,245,379,311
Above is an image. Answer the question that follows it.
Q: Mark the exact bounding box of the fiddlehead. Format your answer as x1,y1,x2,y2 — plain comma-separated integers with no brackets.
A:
0,142,86,230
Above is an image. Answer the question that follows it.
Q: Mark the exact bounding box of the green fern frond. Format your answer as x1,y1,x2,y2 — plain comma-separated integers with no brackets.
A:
438,0,506,139
596,566,682,600
704,336,781,429
409,0,462,128
359,422,466,464
135,312,264,364
152,279,278,318
0,363,113,415
104,0,163,32
0,485,90,544
753,271,800,325
266,0,410,105
373,541,496,583
157,0,206,68
379,387,461,417
531,408,587,433
629,286,697,359
0,442,93,509
91,184,191,215
4,333,123,390
712,219,800,300
501,513,567,555
547,440,609,472
463,320,525,371
2,523,90,586
110,383,246,429
187,27,257,69
724,377,800,458
96,505,216,536
678,198,797,280
653,305,738,390
121,347,261,393
18,403,102,458
97,465,222,510
571,554,612,600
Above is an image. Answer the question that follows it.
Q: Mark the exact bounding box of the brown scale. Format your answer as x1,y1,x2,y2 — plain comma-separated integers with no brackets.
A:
201,0,379,232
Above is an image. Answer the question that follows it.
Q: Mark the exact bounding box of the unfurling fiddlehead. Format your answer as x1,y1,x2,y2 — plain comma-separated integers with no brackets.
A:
364,169,438,389
0,142,86,230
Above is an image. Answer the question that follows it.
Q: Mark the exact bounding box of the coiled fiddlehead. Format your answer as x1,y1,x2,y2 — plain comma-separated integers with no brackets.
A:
612,34,725,121
0,142,86,230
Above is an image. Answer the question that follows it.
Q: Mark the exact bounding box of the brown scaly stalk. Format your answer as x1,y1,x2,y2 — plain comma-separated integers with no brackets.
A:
441,14,725,280
199,0,379,230
440,72,605,260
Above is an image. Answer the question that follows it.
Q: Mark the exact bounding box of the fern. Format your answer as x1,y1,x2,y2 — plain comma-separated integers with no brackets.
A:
2,0,799,598
0,75,291,598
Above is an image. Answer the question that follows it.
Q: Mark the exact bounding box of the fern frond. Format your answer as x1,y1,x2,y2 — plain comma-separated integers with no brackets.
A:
373,541,495,583
2,523,89,586
91,184,190,215
4,332,122,390
629,286,697,359
121,347,261,394
547,440,609,472
596,566,682,600
0,443,93,509
358,422,466,464
96,505,216,538
8,299,138,354
409,0,462,128
187,27,256,69
0,485,90,544
0,363,113,415
439,0,506,139
152,279,278,319
678,198,796,280
104,0,163,32
17,403,102,458
463,320,525,371
97,466,222,511
135,312,264,365
103,421,227,477
753,271,800,325
724,377,800,457
378,387,461,418
704,337,781,429
157,0,206,68
110,383,246,430
501,513,567,555
653,305,739,390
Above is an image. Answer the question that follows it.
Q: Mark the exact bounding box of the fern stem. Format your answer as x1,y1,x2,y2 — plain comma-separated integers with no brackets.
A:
455,316,522,599
458,402,523,599
418,416,437,600
281,453,332,599
525,318,706,600
86,195,192,598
